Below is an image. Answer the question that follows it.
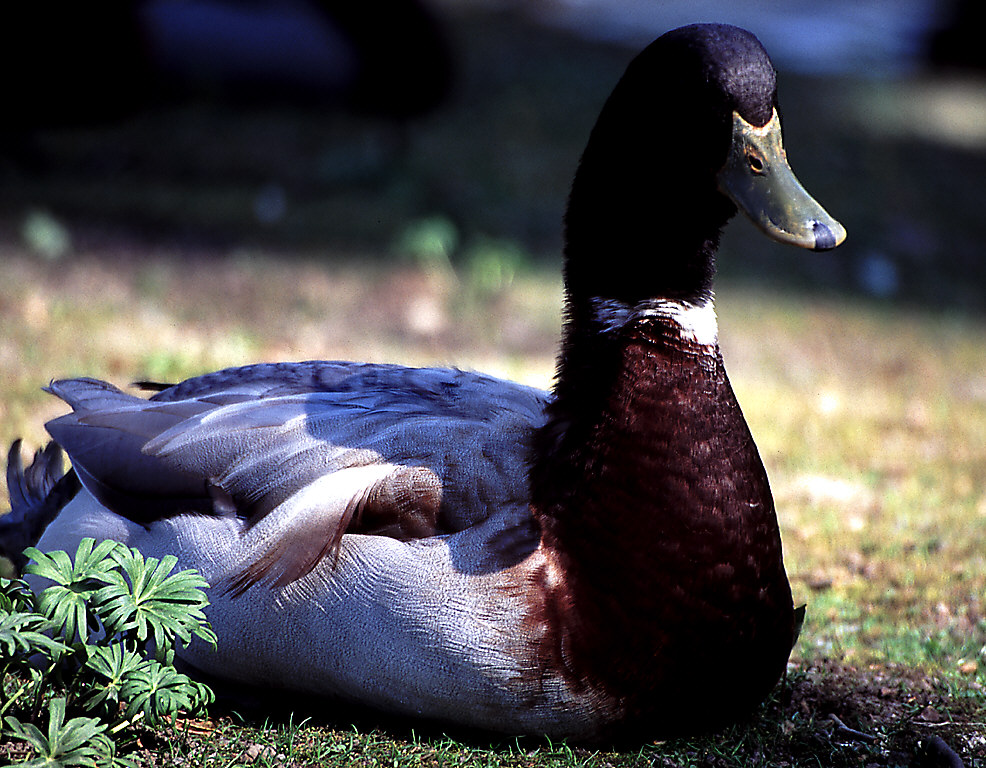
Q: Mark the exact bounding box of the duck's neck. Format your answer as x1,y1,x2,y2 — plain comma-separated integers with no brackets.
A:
530,293,793,727
538,94,738,477
532,291,732,522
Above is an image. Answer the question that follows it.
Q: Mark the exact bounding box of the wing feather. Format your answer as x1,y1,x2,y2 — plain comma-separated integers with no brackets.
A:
42,362,550,588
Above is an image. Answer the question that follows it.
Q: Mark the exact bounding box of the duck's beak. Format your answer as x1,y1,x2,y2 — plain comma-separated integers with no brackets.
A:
717,109,846,251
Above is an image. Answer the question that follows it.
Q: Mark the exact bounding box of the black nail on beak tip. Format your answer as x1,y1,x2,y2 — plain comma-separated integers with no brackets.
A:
811,221,837,251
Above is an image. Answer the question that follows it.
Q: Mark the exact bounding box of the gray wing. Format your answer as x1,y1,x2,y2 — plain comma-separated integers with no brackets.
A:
45,362,550,587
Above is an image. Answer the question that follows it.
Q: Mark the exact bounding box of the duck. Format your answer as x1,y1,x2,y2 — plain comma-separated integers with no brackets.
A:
4,24,845,742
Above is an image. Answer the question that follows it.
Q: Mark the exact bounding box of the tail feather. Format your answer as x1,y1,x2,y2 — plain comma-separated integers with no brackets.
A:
1,440,80,572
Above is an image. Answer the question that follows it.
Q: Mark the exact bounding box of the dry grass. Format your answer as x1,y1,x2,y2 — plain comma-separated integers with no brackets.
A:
0,245,561,448
719,286,986,675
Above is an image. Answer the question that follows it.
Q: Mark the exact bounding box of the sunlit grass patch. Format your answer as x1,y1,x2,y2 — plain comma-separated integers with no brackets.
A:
719,289,986,683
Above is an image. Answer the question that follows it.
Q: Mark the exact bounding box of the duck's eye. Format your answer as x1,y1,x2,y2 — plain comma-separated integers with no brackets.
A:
747,152,765,175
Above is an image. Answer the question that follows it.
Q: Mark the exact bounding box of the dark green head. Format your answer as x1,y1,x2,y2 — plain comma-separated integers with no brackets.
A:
564,23,844,306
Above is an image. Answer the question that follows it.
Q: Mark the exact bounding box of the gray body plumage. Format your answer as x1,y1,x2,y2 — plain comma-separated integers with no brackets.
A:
34,363,610,737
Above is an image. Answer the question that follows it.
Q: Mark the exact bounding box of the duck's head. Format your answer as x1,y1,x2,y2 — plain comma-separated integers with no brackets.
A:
564,23,845,306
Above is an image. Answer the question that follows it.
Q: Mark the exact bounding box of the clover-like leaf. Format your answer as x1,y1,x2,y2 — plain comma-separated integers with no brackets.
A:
93,546,217,657
24,538,119,645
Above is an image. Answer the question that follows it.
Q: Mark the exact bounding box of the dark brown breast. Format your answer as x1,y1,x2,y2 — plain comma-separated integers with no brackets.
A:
532,319,795,737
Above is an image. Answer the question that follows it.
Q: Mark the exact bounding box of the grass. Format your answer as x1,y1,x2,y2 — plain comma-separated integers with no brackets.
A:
719,289,986,673
15,662,972,767
1,5,985,766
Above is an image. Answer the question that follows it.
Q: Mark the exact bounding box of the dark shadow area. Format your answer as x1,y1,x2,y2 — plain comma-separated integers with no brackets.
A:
171,657,983,765
1,3,984,314
175,652,770,752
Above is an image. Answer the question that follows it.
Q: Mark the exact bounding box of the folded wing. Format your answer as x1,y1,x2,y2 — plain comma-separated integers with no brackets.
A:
44,362,550,589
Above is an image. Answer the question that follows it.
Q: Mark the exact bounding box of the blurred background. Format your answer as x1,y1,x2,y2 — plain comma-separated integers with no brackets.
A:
0,0,984,307
1,0,985,675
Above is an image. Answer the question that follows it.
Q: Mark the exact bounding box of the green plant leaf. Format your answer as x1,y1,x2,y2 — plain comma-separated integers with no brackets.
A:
92,736,140,768
0,576,36,613
24,539,119,645
119,658,214,728
3,714,48,765
6,542,217,762
0,610,71,664
93,546,216,657
24,539,120,586
78,644,147,716
3,696,111,767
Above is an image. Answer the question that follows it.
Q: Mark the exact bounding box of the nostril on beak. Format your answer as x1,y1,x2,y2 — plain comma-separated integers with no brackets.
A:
811,221,837,251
